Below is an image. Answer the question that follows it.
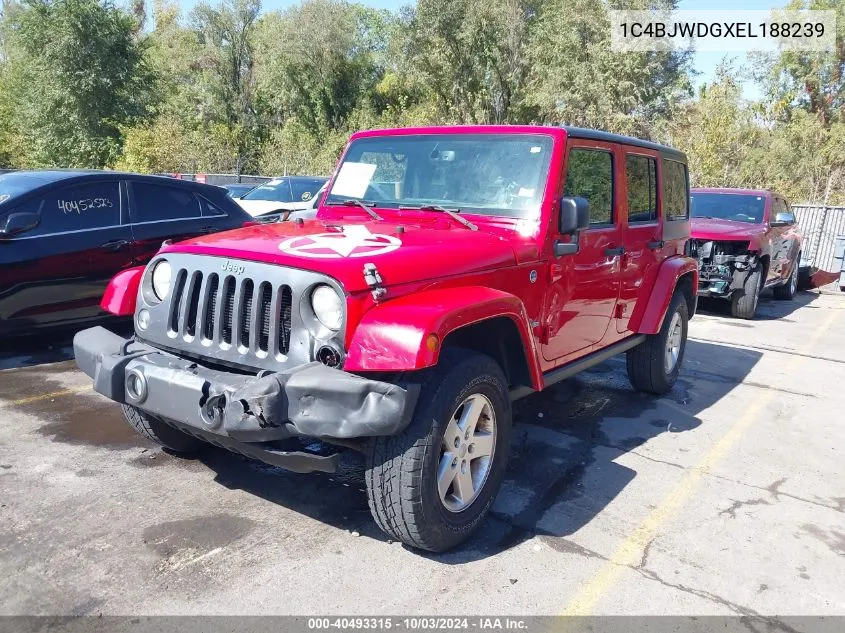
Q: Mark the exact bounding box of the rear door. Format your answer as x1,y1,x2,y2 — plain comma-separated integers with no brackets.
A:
617,150,662,333
0,179,128,329
541,140,622,362
128,181,205,266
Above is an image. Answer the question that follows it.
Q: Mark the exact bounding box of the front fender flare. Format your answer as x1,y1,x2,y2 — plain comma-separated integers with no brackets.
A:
344,286,543,390
100,266,144,316
629,256,698,335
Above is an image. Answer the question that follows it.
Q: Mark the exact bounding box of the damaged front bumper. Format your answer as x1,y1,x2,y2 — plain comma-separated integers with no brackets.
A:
73,326,420,472
697,254,756,298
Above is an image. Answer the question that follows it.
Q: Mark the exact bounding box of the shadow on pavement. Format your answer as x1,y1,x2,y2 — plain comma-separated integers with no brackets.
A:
697,289,819,322
193,338,762,562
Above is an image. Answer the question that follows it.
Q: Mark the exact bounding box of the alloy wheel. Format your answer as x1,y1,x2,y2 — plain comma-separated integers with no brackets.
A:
437,393,497,512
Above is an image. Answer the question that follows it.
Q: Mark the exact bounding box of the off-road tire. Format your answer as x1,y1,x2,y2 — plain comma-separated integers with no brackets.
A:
122,405,204,453
626,291,689,395
730,267,762,319
365,349,511,552
773,255,800,301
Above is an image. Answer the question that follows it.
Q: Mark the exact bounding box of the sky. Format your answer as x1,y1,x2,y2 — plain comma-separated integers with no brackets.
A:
177,0,789,100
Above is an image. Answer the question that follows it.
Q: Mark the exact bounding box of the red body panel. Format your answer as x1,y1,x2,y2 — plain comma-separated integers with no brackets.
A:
100,266,144,316
345,286,543,389
628,256,698,334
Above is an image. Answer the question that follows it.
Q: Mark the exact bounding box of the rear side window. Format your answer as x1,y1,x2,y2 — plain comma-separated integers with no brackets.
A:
132,183,201,222
564,149,614,225
662,159,689,220
625,155,657,223
17,181,120,236
200,197,228,217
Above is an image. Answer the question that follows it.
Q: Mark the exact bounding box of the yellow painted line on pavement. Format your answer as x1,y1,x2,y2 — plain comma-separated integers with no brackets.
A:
1,385,92,407
561,306,840,615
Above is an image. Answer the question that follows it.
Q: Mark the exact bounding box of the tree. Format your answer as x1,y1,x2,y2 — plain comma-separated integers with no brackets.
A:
254,0,389,134
3,0,153,168
190,0,262,173
401,0,540,124
526,0,692,137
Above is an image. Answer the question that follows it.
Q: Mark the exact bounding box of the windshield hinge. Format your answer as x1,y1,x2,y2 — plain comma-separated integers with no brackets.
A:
363,262,387,302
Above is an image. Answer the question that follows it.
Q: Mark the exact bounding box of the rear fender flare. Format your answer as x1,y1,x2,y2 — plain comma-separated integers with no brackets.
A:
101,266,144,316
629,257,698,335
344,286,543,390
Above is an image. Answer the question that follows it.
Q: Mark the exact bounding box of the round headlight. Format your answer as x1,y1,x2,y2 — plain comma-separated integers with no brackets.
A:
151,260,172,301
311,285,343,331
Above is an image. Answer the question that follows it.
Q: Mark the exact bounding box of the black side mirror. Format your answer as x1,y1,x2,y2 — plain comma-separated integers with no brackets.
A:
771,211,795,227
555,196,590,256
0,212,40,239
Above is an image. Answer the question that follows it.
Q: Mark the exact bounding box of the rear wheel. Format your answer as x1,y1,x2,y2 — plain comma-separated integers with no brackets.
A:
773,255,800,300
730,267,762,319
122,405,204,453
627,291,689,395
365,349,511,552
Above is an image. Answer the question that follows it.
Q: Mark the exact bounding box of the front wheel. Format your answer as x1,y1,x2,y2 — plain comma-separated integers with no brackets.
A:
627,291,689,395
731,267,762,319
365,349,511,552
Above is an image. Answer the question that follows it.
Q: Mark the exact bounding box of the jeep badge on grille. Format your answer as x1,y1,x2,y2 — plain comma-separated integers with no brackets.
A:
221,261,245,275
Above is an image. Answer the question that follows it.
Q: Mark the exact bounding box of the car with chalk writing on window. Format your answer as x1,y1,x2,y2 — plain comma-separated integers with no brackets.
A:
0,170,254,337
74,126,698,552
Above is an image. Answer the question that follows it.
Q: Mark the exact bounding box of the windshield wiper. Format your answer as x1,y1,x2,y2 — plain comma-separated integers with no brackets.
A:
399,204,478,231
325,199,382,220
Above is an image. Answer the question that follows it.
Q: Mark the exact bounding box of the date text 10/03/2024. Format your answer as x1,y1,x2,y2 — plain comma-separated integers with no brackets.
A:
307,618,528,630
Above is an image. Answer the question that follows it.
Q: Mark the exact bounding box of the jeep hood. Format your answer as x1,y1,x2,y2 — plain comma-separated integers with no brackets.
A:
160,219,518,292
690,217,767,242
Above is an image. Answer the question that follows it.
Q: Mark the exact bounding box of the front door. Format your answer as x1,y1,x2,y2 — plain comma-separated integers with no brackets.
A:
0,179,130,330
541,141,622,363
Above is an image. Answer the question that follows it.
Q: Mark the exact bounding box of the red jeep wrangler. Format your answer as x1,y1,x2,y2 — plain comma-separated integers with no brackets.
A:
690,188,804,319
74,126,698,552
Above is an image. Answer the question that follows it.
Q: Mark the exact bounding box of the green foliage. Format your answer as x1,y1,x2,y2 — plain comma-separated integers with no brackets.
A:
3,0,153,168
0,0,842,204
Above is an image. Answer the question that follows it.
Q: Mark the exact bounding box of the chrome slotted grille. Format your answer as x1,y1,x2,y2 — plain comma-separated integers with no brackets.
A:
166,267,292,357
141,254,344,373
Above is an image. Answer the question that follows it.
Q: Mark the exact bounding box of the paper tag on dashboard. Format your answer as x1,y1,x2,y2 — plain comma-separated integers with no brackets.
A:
331,162,377,198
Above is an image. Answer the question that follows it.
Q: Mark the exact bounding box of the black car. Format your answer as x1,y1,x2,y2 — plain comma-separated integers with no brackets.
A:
0,170,254,337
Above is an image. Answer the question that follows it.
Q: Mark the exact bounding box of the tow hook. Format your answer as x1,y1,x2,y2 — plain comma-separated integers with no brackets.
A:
202,393,227,429
363,262,387,302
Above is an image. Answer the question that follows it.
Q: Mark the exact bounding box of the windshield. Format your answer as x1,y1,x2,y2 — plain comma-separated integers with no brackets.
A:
691,193,765,224
242,178,293,202
326,134,554,219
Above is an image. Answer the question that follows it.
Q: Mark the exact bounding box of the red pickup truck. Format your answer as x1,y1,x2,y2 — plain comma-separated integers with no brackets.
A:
74,125,698,552
690,188,804,319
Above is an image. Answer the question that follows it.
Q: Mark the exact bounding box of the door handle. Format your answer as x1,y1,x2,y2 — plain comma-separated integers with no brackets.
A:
197,226,215,234
101,239,130,251
647,240,664,250
605,246,625,257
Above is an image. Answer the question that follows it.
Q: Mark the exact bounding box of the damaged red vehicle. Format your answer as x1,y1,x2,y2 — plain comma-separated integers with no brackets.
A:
690,188,803,319
74,126,698,552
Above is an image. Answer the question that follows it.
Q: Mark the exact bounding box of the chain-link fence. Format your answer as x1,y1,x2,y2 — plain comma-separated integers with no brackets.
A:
158,173,273,186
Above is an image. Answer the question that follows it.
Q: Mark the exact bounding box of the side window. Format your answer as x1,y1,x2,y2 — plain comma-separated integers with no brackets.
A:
132,183,201,223
28,182,120,236
662,159,689,220
200,197,227,217
625,154,657,223
290,180,323,203
564,149,614,225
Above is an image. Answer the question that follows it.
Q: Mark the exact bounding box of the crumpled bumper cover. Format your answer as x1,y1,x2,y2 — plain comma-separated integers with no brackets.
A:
73,326,420,443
